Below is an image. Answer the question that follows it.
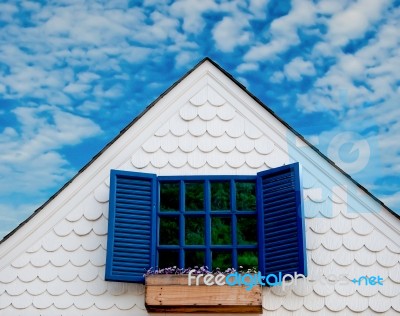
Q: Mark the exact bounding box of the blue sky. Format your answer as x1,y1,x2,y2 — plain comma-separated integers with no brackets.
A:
0,0,399,239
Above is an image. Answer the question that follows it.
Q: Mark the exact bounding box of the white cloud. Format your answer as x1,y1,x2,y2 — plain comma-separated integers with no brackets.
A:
0,106,102,199
121,46,153,64
77,72,101,83
20,1,42,12
327,0,391,47
236,62,259,73
212,17,251,52
317,0,347,15
175,51,200,68
63,83,91,95
249,0,269,19
77,101,101,114
133,11,180,43
284,57,316,81
337,54,365,79
93,83,124,99
244,0,316,61
169,0,218,34
0,3,18,23
0,2,192,106
269,71,284,83
298,6,400,113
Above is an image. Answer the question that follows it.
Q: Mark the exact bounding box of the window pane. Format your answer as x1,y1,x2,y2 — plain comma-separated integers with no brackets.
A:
185,250,205,268
159,216,179,245
237,216,257,245
158,250,179,268
211,217,231,245
185,216,205,245
185,182,204,211
160,182,180,212
238,250,258,270
236,181,256,211
212,251,232,270
211,181,230,210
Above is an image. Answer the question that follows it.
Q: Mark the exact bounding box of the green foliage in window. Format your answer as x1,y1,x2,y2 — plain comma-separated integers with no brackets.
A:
237,216,257,245
185,182,204,211
185,216,205,245
212,251,232,270
160,182,179,211
238,250,258,270
211,217,231,245
236,182,256,211
211,181,230,210
159,217,179,245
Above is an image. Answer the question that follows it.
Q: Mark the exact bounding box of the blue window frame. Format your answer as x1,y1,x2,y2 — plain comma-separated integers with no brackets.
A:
105,163,307,283
157,176,258,271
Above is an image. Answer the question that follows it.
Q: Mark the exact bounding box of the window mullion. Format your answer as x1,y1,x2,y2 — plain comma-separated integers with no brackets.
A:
231,179,237,269
179,180,185,268
205,180,211,269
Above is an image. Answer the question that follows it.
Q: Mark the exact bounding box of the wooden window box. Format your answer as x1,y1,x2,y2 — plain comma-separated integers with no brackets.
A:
145,274,262,313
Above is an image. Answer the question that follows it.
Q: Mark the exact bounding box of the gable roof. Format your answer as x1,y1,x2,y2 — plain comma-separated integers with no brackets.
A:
1,57,398,245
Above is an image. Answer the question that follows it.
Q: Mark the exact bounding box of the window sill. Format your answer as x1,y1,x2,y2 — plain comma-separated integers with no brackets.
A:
145,275,262,313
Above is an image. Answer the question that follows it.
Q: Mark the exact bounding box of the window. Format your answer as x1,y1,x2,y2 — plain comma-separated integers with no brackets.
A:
158,177,258,271
105,163,306,283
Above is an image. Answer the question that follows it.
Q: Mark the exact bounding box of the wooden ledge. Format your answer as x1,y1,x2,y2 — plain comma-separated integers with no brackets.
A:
145,275,262,313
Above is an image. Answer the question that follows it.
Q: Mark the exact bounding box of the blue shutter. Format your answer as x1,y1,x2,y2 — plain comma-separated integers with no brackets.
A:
105,170,157,283
257,163,307,278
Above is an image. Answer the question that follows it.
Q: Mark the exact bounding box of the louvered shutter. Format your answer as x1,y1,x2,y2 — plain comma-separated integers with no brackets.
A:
105,170,157,282
257,163,307,278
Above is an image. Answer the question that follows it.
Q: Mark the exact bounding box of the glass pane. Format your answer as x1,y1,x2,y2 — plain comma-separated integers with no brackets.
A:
160,182,180,212
185,250,205,268
159,216,179,245
158,250,179,268
185,182,204,211
211,181,230,211
212,251,232,270
185,216,205,245
236,181,256,211
238,250,258,270
211,217,231,245
237,216,257,245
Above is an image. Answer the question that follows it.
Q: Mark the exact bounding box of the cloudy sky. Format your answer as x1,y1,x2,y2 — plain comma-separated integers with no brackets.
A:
0,0,399,239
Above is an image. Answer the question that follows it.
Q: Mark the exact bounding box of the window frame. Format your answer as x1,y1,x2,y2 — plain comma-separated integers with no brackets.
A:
157,175,258,270
105,162,307,283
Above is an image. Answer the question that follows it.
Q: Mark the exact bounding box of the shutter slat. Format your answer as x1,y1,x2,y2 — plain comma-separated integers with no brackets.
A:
265,225,298,237
265,245,299,257
263,213,294,224
257,163,307,282
106,170,156,283
261,200,297,214
265,238,298,250
263,189,296,202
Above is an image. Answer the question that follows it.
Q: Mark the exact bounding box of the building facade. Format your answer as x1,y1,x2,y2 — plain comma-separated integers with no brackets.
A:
0,58,399,315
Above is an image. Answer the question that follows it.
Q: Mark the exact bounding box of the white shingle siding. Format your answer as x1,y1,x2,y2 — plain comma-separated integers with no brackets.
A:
0,60,399,315
130,82,287,175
